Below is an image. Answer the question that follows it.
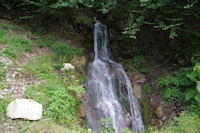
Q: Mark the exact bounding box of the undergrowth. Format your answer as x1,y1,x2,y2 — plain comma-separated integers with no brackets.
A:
133,55,149,74
0,62,6,90
0,97,14,123
148,112,200,133
157,57,200,115
38,35,55,47
22,55,85,130
0,27,8,44
4,36,33,59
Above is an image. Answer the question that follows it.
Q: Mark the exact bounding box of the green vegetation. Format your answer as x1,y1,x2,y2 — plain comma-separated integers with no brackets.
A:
100,117,133,133
133,55,149,74
75,12,93,27
141,97,152,127
0,27,8,44
38,35,55,47
74,48,84,57
157,58,200,115
148,112,200,133
100,117,114,133
4,36,33,59
164,87,182,103
0,62,6,81
1,0,200,131
52,42,74,62
142,83,152,95
0,63,6,90
22,55,85,128
0,97,14,123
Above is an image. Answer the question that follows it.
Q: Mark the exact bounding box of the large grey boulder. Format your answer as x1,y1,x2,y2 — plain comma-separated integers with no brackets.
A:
6,99,42,120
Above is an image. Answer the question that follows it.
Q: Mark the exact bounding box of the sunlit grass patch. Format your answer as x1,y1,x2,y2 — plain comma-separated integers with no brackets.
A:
4,36,33,59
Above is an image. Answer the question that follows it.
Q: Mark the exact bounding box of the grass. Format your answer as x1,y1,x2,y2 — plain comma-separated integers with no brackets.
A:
52,42,74,62
4,36,34,59
22,55,85,126
0,27,8,44
0,96,14,123
38,35,55,47
0,62,7,90
0,23,8,29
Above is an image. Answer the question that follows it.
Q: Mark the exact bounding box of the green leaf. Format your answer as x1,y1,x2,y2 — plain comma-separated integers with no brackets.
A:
197,81,200,93
195,93,200,103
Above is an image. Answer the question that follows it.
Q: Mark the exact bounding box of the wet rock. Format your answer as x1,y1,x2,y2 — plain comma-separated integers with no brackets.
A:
133,83,142,99
125,112,132,127
155,106,163,118
6,99,42,120
71,55,87,73
77,104,86,118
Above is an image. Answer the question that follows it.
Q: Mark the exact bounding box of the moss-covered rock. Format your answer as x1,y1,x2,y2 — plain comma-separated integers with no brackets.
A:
141,97,152,127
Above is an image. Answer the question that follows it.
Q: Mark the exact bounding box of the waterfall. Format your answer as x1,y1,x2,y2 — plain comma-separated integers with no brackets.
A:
85,20,145,133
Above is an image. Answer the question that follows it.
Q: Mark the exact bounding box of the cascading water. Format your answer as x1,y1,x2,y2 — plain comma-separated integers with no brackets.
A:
85,19,145,133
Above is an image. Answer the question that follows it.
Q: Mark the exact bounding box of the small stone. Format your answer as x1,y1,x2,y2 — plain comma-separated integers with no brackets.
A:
6,99,42,120
88,128,92,133
62,63,75,71
155,106,163,118
133,83,142,99
161,115,167,121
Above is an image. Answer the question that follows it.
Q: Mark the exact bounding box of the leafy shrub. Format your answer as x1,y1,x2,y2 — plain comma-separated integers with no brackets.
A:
74,48,83,57
164,87,182,103
4,36,33,58
38,35,55,47
52,42,74,62
161,112,200,133
157,60,200,112
142,83,152,94
133,55,149,74
47,87,79,124
148,112,200,133
186,61,200,105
